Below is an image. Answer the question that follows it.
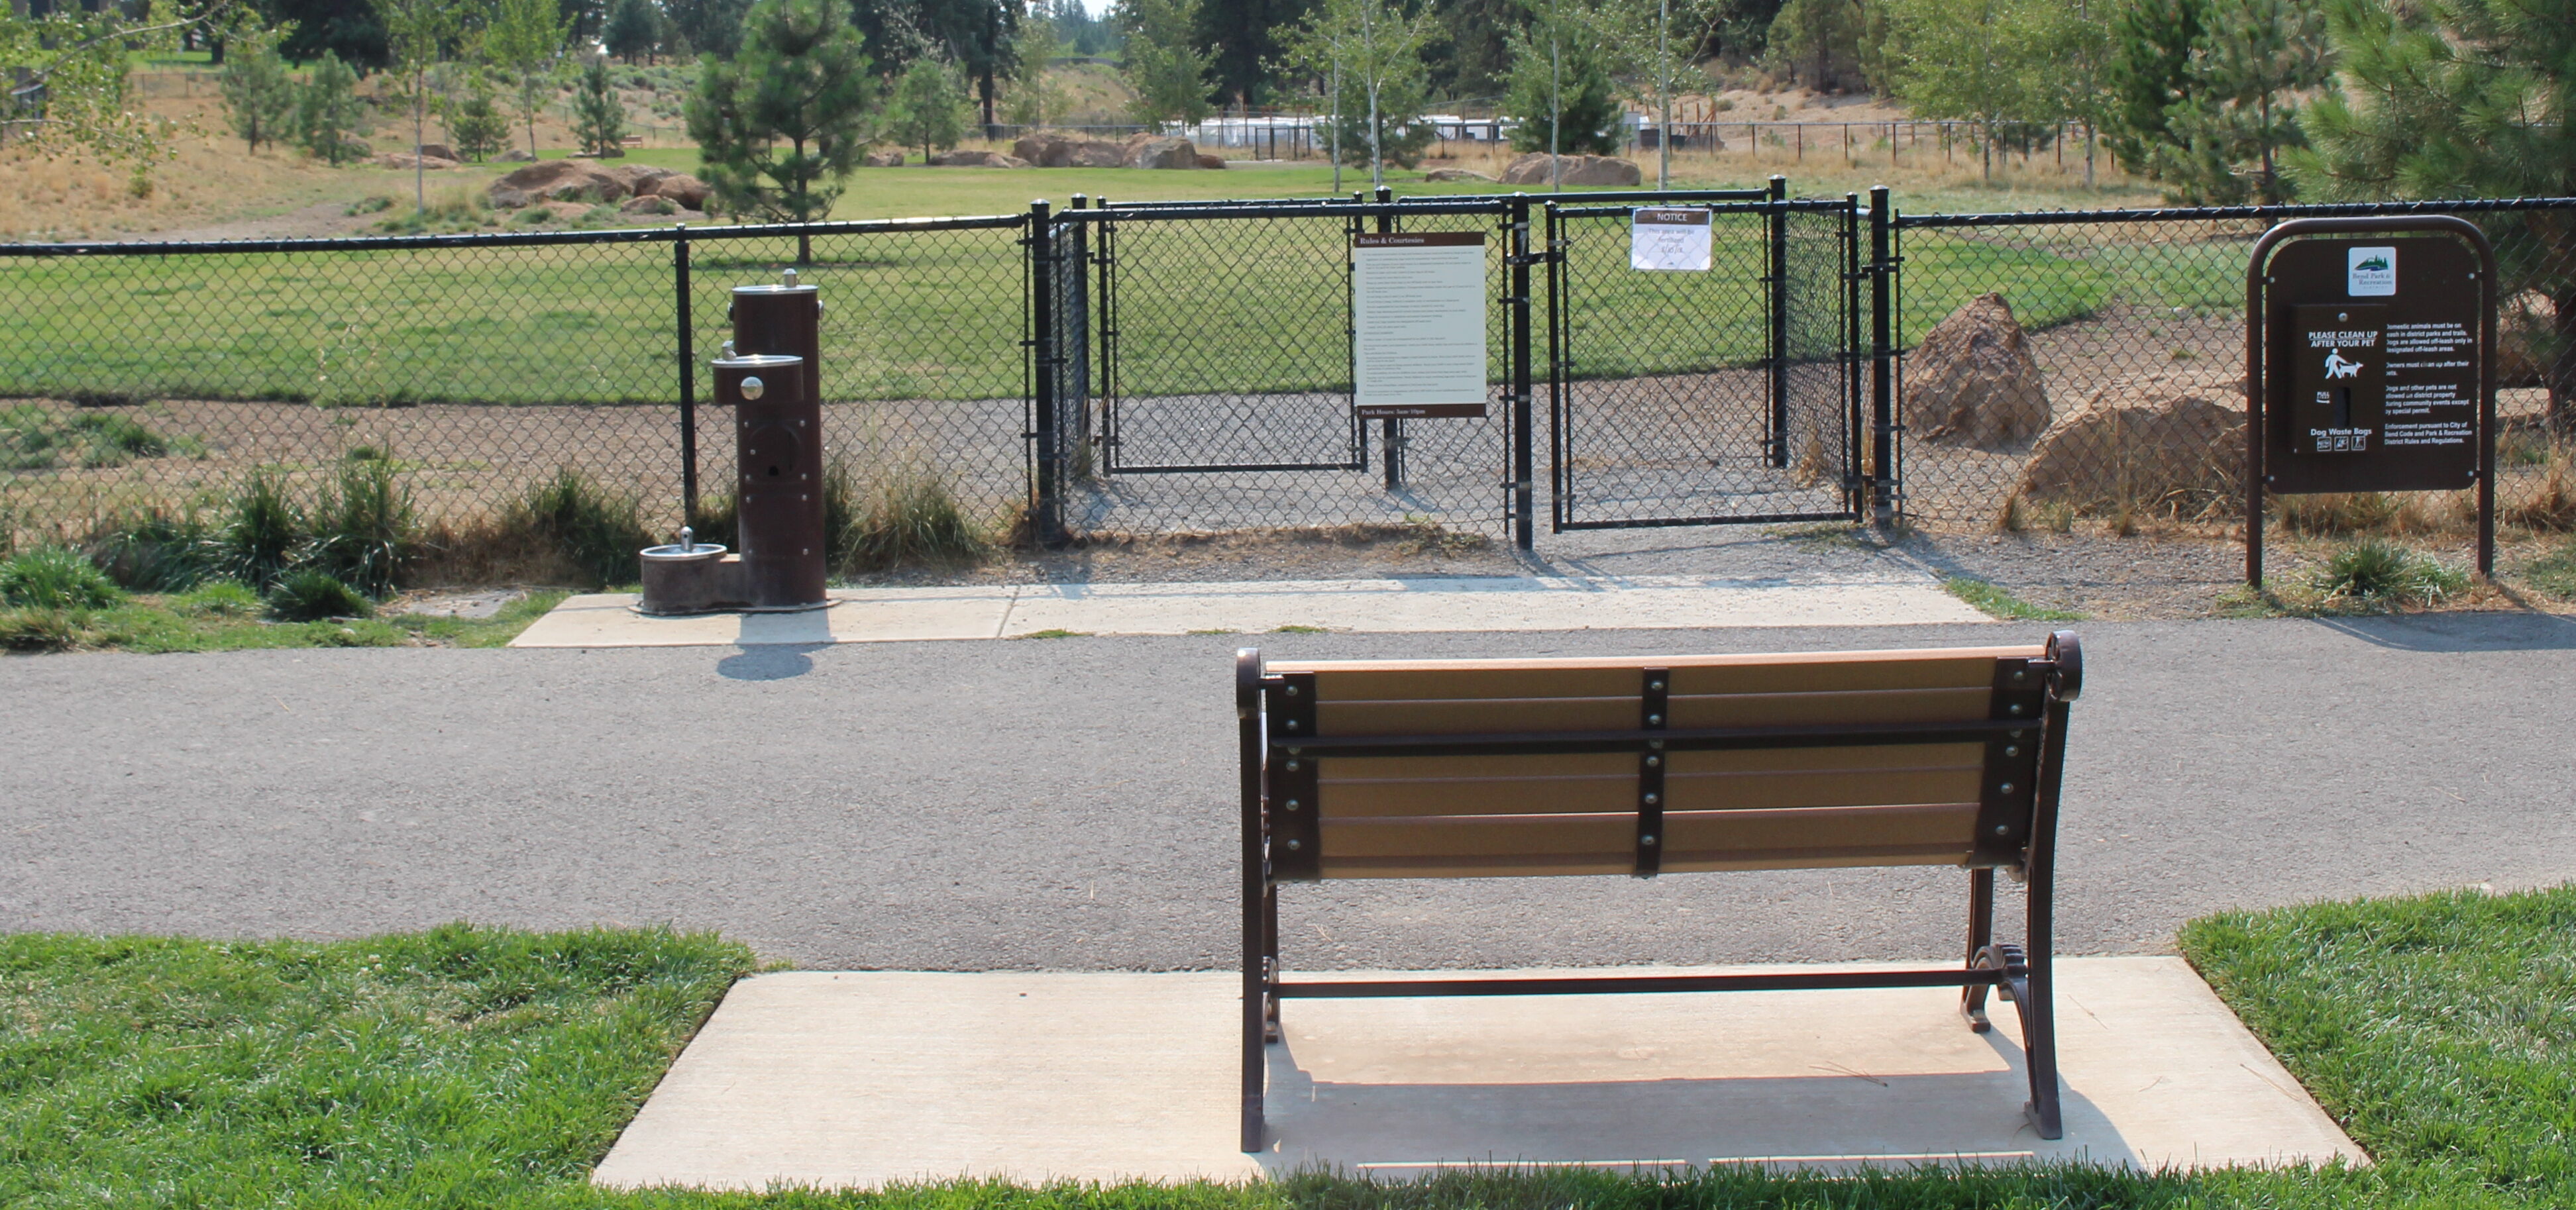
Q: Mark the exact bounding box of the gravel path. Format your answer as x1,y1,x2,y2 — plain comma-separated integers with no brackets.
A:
8,613,2573,969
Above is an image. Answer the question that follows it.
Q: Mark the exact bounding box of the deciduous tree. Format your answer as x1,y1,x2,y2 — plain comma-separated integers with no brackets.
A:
1119,0,1215,131
372,0,470,211
486,0,570,158
1281,0,1438,189
1503,0,1625,177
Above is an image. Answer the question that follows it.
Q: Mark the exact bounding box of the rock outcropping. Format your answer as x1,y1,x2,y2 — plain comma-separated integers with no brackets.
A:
485,159,625,208
1903,293,2051,448
1499,153,1641,186
2012,371,2245,515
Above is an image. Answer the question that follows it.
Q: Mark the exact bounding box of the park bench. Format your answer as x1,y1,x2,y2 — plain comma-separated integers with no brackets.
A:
1234,632,2082,1152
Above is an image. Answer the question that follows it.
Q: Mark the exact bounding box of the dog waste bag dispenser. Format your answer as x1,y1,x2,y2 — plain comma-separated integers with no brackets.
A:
717,350,828,609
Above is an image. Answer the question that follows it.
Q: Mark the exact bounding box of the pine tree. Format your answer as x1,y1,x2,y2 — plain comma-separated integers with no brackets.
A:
1503,0,1626,165
1119,0,1216,131
295,52,370,166
686,0,876,259
2292,0,2576,428
2149,0,2330,204
2101,0,2205,176
606,0,664,63
884,56,971,159
572,58,631,156
443,76,511,161
219,32,297,152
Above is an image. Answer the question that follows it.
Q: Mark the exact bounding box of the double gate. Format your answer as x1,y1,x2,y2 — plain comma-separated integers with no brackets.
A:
1026,185,1883,548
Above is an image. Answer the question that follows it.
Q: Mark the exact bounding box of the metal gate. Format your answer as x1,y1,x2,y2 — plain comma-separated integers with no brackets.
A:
1545,190,1864,529
1035,196,1525,538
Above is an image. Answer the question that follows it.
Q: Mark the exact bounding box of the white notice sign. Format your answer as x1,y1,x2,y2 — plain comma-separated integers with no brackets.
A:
1352,232,1488,417
1631,207,1713,272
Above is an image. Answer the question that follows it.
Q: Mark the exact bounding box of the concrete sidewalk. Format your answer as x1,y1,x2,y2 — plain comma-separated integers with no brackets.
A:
510,575,1988,647
591,958,2361,1189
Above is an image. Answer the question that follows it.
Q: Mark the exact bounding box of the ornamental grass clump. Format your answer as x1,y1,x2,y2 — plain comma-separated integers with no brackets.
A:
2312,538,2468,607
0,545,123,611
264,569,376,622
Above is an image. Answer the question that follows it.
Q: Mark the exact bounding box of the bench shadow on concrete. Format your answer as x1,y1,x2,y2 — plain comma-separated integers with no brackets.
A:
1258,1034,2131,1174
2309,610,2576,652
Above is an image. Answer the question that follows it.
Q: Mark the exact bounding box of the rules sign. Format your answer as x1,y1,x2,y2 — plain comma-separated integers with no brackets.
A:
2263,236,2482,494
1352,231,1489,419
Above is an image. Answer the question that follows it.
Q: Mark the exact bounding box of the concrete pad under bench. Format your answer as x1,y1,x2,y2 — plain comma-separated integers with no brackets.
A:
512,576,1989,648
590,958,2361,1190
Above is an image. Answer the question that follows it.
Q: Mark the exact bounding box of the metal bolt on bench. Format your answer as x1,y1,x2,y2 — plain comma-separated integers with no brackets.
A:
1235,632,2083,1152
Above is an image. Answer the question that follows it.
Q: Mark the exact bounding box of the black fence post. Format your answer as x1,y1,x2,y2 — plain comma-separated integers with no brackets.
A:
1375,185,1402,491
1866,185,1897,526
1511,193,1536,551
1066,195,1091,455
674,225,697,527
1028,199,1065,547
1768,175,1790,469
1844,194,1864,517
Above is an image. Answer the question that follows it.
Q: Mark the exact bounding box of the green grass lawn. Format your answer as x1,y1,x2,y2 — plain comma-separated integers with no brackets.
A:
0,191,2114,407
5,885,2573,1207
0,587,567,652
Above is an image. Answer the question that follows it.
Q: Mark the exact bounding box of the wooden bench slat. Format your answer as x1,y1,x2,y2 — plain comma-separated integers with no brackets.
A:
1313,744,1986,818
1315,803,1981,877
1318,687,1995,736
1267,644,2045,678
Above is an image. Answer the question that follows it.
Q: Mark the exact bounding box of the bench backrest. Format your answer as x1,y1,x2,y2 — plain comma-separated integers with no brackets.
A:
1247,638,2078,882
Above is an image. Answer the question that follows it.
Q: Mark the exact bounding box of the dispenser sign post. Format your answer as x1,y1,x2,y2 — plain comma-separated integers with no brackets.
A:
1352,231,1488,419
2245,220,2496,586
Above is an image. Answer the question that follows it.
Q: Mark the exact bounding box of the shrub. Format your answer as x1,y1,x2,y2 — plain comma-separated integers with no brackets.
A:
842,469,989,572
264,570,375,622
2312,539,2468,607
511,468,652,587
85,507,215,593
0,546,123,611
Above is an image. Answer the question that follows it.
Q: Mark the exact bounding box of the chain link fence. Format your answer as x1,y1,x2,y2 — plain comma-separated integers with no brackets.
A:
1889,199,2576,534
5,191,2570,568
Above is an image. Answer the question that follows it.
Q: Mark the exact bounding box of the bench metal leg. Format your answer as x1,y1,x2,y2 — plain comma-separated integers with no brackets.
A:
1961,866,1996,1032
2019,697,2071,1140
1262,882,1281,1042
1237,648,1268,1154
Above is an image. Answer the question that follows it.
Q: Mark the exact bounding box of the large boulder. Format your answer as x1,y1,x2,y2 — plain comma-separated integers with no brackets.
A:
485,158,627,208
1902,293,2051,448
1499,153,1641,186
2012,371,2245,516
1065,139,1124,167
620,194,679,216
418,143,458,162
863,150,904,167
928,149,1031,168
1195,152,1227,170
643,172,710,209
1424,168,1497,182
610,163,674,194
498,148,537,162
1012,131,1071,165
1124,135,1201,169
